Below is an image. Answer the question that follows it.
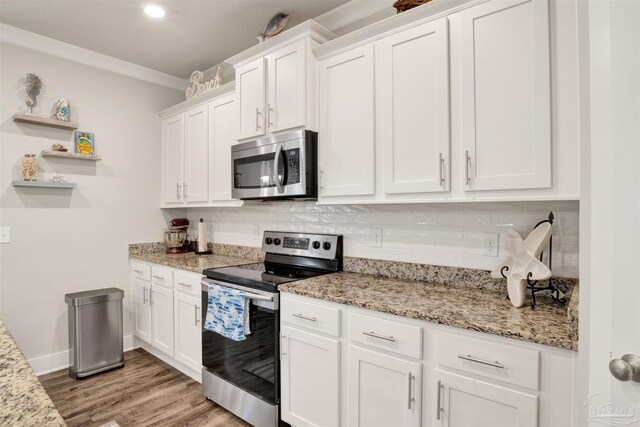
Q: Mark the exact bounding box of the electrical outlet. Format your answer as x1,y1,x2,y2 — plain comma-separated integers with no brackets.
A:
371,228,382,248
0,227,10,244
483,233,499,257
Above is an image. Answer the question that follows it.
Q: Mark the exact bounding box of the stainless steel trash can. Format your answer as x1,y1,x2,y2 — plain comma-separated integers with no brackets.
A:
65,287,124,379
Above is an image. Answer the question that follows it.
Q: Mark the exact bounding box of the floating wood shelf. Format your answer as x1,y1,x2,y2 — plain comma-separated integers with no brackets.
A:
41,150,101,161
12,113,78,130
12,180,77,189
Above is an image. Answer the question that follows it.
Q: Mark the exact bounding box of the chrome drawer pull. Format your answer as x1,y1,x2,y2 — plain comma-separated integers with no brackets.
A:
407,373,414,409
133,269,143,274
363,331,396,342
194,305,200,326
457,354,505,369
436,380,444,420
152,275,164,280
292,313,317,322
177,282,192,287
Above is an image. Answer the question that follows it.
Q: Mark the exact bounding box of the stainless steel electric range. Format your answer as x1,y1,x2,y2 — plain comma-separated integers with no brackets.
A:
200,231,343,427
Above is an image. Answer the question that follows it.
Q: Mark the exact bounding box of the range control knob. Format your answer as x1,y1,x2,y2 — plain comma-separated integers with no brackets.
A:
312,241,321,249
323,241,332,251
264,237,273,245
273,238,281,246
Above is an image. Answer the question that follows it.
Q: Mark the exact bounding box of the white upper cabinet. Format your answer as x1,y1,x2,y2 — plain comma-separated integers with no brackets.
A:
267,40,307,133
454,0,551,191
162,114,184,205
236,58,266,140
184,105,209,203
226,21,336,141
208,93,238,203
378,17,450,195
319,44,376,198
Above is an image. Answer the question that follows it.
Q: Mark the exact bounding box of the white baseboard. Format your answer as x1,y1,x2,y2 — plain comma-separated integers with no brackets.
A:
137,340,202,383
29,334,135,376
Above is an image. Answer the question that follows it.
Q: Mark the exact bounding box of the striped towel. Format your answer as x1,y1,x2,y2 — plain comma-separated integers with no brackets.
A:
204,284,251,341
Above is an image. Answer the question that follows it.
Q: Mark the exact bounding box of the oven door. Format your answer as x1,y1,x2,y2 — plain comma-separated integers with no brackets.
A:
201,279,280,405
231,130,316,200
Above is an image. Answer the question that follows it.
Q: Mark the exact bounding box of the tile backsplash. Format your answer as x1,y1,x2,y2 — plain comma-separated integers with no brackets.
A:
188,200,579,278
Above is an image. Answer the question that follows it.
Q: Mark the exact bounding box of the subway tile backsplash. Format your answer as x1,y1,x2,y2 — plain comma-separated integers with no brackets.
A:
188,201,579,278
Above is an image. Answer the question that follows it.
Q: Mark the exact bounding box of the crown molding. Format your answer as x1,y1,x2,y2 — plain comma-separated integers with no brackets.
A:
0,23,186,91
314,0,393,33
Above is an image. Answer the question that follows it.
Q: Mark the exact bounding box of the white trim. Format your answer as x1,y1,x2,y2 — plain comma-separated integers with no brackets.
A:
314,0,393,33
0,24,186,90
137,339,202,383
28,334,135,376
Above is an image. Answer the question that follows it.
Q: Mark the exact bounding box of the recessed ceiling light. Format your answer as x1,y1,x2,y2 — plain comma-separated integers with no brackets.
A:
144,5,165,18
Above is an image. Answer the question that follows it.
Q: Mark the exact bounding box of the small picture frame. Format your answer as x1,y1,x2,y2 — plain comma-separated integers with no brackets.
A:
74,131,95,155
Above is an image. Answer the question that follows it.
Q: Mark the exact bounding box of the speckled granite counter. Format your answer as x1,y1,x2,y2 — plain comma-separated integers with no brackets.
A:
280,272,578,351
129,251,257,274
0,321,66,426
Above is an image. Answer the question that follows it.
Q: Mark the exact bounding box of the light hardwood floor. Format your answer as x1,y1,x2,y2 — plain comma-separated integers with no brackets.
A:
39,348,249,427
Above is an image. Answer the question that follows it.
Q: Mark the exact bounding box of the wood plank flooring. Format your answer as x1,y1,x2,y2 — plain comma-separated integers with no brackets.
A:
39,348,249,427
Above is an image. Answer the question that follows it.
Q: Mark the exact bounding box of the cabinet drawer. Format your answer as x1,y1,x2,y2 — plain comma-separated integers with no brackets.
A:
173,271,201,297
348,312,422,359
130,261,150,281
436,331,540,390
281,295,340,337
151,266,173,288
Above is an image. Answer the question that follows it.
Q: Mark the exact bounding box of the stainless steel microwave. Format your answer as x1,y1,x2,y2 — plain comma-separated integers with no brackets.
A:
232,130,317,201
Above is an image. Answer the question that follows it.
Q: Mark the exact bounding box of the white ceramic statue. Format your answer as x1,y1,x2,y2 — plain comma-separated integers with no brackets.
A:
54,98,71,122
491,224,553,307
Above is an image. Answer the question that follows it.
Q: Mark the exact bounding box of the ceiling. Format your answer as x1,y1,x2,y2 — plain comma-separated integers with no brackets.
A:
0,0,349,78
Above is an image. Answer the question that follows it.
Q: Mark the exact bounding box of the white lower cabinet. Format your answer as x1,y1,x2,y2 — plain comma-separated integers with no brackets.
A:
150,283,174,357
174,291,202,372
280,325,340,427
434,369,538,427
132,276,152,344
347,345,422,427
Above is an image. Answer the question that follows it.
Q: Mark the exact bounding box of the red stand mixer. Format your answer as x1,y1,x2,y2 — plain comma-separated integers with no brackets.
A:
163,218,193,254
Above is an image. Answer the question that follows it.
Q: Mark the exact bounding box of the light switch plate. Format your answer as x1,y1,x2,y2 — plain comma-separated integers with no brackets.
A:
483,233,499,257
0,227,10,244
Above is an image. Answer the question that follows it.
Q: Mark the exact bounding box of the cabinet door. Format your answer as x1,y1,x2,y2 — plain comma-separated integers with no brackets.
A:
347,345,421,427
434,369,538,427
151,284,174,357
455,0,551,191
162,114,184,204
319,44,376,198
281,325,340,427
184,105,209,203
209,94,238,202
174,291,202,372
237,58,266,140
267,40,306,133
132,277,152,344
378,18,450,194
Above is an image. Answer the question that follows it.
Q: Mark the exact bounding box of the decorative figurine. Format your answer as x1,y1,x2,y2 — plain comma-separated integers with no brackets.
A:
51,143,68,152
185,69,223,100
213,66,223,89
257,12,289,43
24,73,43,115
54,98,71,122
393,0,432,13
20,153,38,181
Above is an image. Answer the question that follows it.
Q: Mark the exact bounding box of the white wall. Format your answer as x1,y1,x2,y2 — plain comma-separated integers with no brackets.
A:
0,42,182,367
189,200,579,278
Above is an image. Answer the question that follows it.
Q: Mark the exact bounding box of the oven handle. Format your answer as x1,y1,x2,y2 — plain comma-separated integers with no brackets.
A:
274,143,284,194
201,279,274,302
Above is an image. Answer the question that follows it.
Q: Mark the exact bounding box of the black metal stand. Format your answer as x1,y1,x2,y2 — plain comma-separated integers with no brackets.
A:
500,212,566,309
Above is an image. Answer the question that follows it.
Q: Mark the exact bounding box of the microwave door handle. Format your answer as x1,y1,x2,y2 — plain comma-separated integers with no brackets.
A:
274,144,284,194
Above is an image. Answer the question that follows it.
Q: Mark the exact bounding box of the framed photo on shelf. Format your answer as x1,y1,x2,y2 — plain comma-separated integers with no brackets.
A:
74,131,95,155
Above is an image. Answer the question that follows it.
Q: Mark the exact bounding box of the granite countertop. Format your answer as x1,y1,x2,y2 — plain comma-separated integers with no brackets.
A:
129,251,257,274
280,272,577,351
0,321,66,426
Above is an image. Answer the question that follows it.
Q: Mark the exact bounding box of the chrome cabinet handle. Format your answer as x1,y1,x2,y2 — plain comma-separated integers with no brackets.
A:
149,289,153,306
363,331,396,342
436,380,444,420
280,335,286,360
610,354,640,382
256,108,262,130
457,354,504,369
292,313,317,322
194,304,200,326
143,288,148,304
183,183,188,199
177,182,182,199
439,153,445,186
274,144,284,194
407,373,414,409
133,269,143,274
465,150,471,185
177,282,192,287
267,104,274,128
152,275,164,280
319,169,325,192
